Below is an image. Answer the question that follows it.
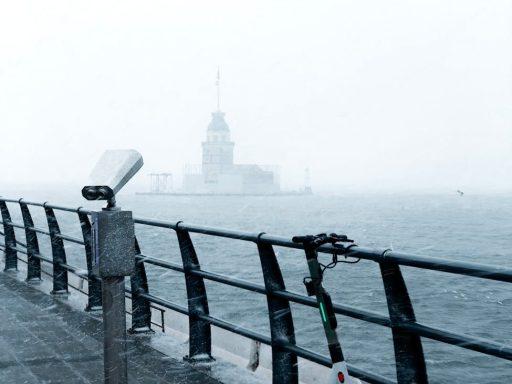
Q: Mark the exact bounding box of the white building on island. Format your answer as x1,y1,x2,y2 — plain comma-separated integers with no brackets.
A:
182,108,280,194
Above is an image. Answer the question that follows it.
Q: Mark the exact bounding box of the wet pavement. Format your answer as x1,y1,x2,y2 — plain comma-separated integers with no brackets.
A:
0,272,221,384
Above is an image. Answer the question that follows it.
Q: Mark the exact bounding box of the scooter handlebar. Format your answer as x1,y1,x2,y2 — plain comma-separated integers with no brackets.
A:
292,233,354,247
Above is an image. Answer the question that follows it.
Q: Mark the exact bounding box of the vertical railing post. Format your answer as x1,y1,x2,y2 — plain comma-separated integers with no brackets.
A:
0,200,17,271
380,257,428,384
19,200,41,282
44,203,68,294
257,234,298,384
77,209,102,310
176,223,213,362
129,238,153,333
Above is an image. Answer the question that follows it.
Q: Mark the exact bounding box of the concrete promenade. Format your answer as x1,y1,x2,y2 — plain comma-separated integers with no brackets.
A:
0,272,221,384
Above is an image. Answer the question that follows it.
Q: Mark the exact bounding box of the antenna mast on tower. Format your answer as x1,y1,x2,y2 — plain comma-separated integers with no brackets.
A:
216,67,221,111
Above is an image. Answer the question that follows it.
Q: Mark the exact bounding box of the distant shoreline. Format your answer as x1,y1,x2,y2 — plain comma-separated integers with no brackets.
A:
135,191,313,197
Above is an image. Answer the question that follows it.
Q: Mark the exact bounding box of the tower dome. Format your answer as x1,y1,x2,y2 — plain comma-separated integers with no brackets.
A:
207,111,230,132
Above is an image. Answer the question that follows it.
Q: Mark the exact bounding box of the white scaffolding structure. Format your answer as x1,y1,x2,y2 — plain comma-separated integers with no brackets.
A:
149,173,173,193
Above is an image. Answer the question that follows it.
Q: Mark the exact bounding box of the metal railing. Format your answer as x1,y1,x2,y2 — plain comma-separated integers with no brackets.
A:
1,197,511,384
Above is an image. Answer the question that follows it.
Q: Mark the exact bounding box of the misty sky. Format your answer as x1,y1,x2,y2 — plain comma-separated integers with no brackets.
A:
1,0,511,193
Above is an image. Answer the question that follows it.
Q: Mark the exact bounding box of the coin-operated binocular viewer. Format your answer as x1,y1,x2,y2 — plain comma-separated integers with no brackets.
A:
82,149,144,384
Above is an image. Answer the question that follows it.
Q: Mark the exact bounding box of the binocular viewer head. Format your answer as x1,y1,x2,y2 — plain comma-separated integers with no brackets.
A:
81,185,115,201
81,149,143,203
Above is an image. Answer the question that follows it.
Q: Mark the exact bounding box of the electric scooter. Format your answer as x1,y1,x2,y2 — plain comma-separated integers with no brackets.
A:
292,233,358,384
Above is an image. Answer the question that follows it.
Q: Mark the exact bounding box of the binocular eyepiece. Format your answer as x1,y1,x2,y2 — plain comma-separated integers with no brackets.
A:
81,186,115,201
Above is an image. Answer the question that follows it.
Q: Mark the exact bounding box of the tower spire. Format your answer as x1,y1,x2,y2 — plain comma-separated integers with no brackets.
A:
216,67,221,111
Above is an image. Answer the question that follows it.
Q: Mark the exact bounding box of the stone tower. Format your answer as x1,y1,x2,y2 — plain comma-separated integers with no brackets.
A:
201,111,234,183
202,69,234,183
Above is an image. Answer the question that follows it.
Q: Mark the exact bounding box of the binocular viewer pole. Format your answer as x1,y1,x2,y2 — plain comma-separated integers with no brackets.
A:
98,200,134,384
82,149,144,384
102,275,128,384
91,203,136,384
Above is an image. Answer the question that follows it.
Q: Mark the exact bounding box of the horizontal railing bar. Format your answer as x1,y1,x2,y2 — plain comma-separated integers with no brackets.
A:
343,246,512,283
0,198,92,214
0,242,87,279
55,233,85,245
0,197,19,203
42,203,81,213
197,313,272,345
134,217,261,240
274,290,392,327
18,199,46,207
59,263,88,278
28,226,51,236
18,240,28,248
1,221,50,236
16,238,28,248
30,251,87,278
0,222,83,245
137,255,267,293
178,223,260,241
0,234,28,249
139,292,189,316
0,220,25,229
136,255,184,273
139,254,264,294
32,253,54,264
193,269,267,294
125,292,165,314
0,244,28,255
139,292,272,344
401,322,512,361
134,217,175,229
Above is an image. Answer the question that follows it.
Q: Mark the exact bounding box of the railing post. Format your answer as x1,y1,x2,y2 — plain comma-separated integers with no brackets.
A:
176,223,213,362
19,200,41,282
257,235,298,384
77,209,102,311
129,238,153,333
380,257,428,384
0,200,18,271
44,203,68,294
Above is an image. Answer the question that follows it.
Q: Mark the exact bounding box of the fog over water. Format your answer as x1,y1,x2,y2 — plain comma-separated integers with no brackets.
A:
1,0,511,193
